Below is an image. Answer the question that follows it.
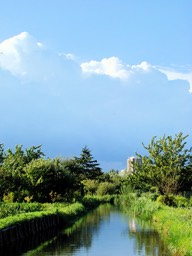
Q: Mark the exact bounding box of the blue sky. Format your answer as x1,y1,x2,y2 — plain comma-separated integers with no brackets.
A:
0,0,192,171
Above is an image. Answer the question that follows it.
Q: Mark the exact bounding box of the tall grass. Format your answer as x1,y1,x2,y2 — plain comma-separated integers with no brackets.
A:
119,187,161,220
0,202,43,218
154,207,192,256
119,187,192,255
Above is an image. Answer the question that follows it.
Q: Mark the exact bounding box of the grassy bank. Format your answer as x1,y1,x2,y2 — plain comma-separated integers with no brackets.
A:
153,207,192,256
119,193,192,256
0,195,114,230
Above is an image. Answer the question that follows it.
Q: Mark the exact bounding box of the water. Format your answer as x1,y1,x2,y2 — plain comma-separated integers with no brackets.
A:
1,204,169,256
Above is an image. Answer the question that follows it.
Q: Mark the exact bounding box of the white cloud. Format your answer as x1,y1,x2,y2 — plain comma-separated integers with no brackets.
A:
130,61,151,72
0,32,44,79
0,32,80,82
81,57,192,94
1,32,191,94
157,67,192,93
81,57,152,80
81,57,129,80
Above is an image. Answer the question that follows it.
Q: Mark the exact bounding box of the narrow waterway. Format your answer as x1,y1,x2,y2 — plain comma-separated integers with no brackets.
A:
18,204,169,256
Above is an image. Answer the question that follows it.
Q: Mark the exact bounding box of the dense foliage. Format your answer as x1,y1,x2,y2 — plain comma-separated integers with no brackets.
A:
129,132,192,195
0,145,107,202
1,132,191,203
0,144,123,203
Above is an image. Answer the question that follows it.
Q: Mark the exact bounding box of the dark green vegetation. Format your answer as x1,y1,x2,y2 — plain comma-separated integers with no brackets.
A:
0,145,121,203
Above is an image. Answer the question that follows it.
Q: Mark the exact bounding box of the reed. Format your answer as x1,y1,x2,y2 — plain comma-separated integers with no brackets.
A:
119,190,192,256
119,192,161,220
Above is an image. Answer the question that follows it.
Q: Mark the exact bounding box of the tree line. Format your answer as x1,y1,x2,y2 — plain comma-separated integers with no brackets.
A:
0,145,121,203
0,132,191,204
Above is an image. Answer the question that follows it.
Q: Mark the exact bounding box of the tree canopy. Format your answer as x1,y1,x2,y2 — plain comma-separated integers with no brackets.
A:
131,132,192,195
0,144,105,202
75,146,103,180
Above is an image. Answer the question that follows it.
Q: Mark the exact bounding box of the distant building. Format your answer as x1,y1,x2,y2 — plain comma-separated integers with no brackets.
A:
119,156,142,177
127,156,142,174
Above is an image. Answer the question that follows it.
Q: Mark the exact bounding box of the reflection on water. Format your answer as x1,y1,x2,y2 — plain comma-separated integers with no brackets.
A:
1,204,169,256
0,228,60,256
127,217,168,256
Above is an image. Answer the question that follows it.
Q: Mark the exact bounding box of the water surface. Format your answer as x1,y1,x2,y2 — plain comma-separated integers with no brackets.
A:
21,204,169,256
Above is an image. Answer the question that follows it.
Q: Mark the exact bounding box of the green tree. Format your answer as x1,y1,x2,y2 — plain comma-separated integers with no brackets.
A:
3,145,26,174
75,146,103,180
1,145,27,199
132,133,192,195
0,144,4,164
25,145,44,163
81,179,99,195
97,182,116,196
0,144,45,201
101,169,123,194
24,158,75,202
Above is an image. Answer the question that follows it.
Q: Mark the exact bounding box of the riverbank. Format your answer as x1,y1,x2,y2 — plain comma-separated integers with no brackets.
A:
0,195,115,247
119,193,192,256
153,207,192,256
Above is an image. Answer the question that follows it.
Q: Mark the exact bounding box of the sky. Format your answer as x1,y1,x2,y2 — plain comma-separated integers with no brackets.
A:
0,0,192,171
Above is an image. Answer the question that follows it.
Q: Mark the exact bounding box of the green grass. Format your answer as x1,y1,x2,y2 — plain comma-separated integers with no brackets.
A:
119,193,192,255
0,210,57,229
0,203,84,230
0,196,114,230
153,207,192,256
119,193,161,220
0,202,43,218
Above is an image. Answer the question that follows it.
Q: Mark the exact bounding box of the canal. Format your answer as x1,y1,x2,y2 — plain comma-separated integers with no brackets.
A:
2,204,170,256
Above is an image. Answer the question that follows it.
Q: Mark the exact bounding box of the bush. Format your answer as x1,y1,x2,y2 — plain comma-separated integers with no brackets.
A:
174,195,189,207
2,192,14,203
97,182,116,196
156,194,189,207
156,195,176,207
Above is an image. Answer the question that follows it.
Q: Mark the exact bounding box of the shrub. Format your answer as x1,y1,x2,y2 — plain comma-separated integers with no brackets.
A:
174,195,189,207
81,179,98,195
82,196,100,208
2,192,14,203
156,194,189,207
97,182,116,196
156,195,177,207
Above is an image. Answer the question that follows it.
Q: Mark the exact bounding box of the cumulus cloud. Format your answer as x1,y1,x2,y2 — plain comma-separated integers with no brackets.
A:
130,61,151,72
81,57,130,80
0,32,61,82
1,32,191,94
81,57,152,80
0,32,81,82
157,67,192,93
81,56,192,94
0,32,43,78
